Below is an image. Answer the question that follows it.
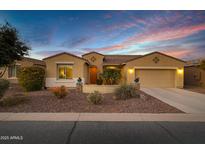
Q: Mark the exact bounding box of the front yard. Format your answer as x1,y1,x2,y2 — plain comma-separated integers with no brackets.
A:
0,84,183,113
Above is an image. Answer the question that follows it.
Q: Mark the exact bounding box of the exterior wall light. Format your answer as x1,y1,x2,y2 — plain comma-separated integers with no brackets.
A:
128,68,134,74
177,68,183,74
106,66,116,69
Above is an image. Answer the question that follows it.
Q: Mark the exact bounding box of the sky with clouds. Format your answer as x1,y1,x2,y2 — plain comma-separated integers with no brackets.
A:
0,10,205,60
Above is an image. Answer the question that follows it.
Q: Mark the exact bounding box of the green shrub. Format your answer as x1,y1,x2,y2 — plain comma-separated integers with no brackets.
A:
0,95,29,107
51,86,67,99
17,66,45,91
100,69,121,85
87,91,103,105
115,84,140,100
96,77,103,85
0,79,10,98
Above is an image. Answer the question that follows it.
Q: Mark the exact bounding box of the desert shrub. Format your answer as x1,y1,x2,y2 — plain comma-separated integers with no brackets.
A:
115,84,140,100
87,91,103,105
51,86,67,99
0,95,29,107
17,66,45,91
0,79,10,98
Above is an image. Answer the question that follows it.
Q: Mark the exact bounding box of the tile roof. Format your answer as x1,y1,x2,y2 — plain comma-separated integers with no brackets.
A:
103,55,141,65
42,52,89,63
23,57,46,66
185,58,205,67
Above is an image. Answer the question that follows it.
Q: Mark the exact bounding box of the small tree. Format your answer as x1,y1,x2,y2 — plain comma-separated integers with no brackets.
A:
0,22,30,78
199,60,205,70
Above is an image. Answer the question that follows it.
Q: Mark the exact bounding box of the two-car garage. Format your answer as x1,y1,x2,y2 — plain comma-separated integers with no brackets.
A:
125,52,185,88
135,69,176,88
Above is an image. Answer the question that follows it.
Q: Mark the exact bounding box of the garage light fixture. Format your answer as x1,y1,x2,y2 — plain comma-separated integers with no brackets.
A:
128,68,134,74
177,68,183,74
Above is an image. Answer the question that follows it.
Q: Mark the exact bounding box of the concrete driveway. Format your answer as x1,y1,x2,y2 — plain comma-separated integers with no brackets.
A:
141,88,205,113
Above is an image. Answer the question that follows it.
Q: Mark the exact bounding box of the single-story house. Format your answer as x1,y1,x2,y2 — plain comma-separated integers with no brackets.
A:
0,57,46,83
185,59,205,87
43,51,185,88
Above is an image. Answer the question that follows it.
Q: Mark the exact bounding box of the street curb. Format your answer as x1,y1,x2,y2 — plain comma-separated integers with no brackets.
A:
0,113,205,122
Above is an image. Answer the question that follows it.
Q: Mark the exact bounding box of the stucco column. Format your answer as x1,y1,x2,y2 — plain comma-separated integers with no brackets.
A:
175,68,184,88
126,68,135,84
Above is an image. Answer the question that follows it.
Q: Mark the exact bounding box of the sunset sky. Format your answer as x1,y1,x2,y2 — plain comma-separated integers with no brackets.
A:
0,10,205,60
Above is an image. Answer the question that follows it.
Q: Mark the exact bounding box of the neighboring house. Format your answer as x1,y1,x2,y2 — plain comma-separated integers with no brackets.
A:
185,59,205,87
44,51,185,88
0,57,46,83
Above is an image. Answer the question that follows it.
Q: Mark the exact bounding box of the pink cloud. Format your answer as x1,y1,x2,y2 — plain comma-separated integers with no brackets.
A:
84,23,205,53
104,14,185,33
85,13,205,59
84,44,127,52
97,44,127,51
124,23,205,45
129,16,149,26
162,50,193,58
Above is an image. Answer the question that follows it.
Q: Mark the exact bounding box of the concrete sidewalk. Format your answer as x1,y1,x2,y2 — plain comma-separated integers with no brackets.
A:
1,113,205,121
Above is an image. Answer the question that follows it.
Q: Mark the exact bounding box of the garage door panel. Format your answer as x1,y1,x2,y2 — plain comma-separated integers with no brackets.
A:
135,69,175,88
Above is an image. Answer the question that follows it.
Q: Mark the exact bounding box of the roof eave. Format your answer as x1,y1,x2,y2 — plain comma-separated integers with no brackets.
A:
43,52,88,63
82,51,104,57
103,63,124,66
125,51,186,63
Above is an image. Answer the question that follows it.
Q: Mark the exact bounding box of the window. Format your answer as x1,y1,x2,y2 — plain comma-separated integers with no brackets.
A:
57,64,73,79
8,65,17,78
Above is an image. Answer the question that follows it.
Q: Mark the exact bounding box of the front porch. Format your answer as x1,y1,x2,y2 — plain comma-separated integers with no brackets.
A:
87,64,124,85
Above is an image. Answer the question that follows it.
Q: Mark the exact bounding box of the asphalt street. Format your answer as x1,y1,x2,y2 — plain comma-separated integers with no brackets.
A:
0,121,205,144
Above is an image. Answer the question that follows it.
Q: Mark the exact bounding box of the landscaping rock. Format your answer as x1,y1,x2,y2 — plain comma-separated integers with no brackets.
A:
140,94,147,101
0,84,183,113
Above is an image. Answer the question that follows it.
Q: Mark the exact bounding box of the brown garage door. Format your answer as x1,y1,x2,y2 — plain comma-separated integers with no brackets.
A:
135,69,175,88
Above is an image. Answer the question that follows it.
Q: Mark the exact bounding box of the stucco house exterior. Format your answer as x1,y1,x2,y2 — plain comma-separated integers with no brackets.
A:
0,57,46,83
43,51,185,88
185,59,205,87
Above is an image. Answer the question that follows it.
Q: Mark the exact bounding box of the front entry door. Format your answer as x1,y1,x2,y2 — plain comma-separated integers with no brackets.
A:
89,66,97,84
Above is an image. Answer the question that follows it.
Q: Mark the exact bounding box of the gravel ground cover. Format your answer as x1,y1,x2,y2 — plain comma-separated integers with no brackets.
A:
0,84,183,113
184,86,205,94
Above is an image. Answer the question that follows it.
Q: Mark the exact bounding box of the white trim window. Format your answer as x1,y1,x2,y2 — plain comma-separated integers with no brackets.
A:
57,64,73,80
8,65,17,78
